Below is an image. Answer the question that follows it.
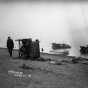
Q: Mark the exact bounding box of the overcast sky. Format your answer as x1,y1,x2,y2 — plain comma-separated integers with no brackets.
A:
0,0,88,55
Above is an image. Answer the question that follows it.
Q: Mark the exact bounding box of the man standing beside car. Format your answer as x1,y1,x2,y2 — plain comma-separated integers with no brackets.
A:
7,36,14,57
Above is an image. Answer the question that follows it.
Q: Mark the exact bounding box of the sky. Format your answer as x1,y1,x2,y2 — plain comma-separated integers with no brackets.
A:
0,0,88,55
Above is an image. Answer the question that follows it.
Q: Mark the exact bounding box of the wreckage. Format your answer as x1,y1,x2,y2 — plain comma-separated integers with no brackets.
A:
52,43,71,50
16,38,40,59
50,43,71,55
80,45,88,54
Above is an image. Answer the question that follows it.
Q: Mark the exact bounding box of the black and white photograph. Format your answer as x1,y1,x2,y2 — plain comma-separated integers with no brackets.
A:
0,0,88,88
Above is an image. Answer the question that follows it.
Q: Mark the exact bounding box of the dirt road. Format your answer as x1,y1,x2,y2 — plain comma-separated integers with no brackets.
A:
0,48,88,88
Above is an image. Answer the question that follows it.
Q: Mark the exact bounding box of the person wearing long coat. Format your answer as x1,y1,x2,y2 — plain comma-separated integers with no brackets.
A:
7,36,14,56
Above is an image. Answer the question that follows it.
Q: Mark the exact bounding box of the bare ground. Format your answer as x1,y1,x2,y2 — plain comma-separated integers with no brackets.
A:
0,48,88,88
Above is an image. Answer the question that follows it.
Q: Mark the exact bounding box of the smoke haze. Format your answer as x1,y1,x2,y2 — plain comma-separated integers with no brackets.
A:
0,1,88,56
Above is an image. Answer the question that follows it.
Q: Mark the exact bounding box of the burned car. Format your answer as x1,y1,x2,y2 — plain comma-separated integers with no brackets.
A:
80,45,88,54
16,38,40,59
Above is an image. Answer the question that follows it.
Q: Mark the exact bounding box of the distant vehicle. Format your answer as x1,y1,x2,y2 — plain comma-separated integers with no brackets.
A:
52,43,71,50
80,45,88,54
50,43,71,56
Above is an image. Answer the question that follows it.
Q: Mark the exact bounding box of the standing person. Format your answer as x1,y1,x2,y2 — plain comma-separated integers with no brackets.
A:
35,39,40,58
7,36,14,57
41,48,44,53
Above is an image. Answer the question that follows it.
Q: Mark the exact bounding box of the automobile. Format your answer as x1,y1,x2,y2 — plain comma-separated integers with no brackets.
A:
16,38,40,59
80,45,88,54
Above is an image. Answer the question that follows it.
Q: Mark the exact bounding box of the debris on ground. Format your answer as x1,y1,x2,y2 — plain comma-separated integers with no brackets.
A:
49,61,64,65
32,57,51,62
19,64,35,70
71,57,88,64
81,61,88,65
8,70,31,78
